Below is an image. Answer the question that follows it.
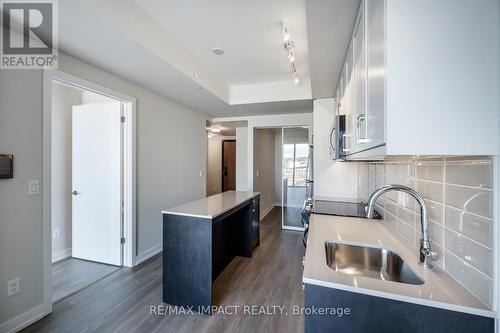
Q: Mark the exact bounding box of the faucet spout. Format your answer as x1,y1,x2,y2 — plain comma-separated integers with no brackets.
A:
365,184,438,269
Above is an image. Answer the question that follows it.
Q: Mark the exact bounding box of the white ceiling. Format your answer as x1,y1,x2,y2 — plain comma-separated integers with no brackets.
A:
306,0,361,98
135,0,311,86
55,0,356,117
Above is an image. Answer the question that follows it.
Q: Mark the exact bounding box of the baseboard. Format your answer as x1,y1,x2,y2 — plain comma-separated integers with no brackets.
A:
135,243,162,266
0,304,45,333
52,248,72,263
260,204,275,220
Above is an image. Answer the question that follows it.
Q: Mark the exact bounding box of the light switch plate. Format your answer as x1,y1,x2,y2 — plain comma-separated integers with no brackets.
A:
28,180,39,195
53,229,60,240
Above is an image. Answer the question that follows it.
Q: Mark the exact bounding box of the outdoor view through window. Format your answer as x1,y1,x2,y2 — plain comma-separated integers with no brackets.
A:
283,143,308,186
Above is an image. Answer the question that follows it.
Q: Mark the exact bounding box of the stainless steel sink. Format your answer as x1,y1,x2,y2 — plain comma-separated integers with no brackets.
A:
325,241,424,285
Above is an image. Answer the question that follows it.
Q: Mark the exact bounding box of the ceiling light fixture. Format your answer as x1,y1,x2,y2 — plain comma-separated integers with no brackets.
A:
280,20,299,85
212,47,224,55
210,127,221,133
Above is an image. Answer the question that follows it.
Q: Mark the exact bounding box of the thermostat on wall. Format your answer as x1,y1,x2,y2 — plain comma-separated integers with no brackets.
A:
0,154,14,179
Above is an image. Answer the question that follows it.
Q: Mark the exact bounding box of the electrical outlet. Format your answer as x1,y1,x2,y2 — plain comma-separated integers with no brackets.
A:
7,278,20,296
53,229,60,240
28,180,39,195
397,192,406,208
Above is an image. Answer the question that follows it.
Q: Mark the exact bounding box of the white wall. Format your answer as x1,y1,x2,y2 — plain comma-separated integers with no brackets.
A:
51,84,82,261
0,69,45,329
235,127,248,191
313,99,358,199
213,113,313,192
253,129,276,215
207,135,235,196
0,52,208,330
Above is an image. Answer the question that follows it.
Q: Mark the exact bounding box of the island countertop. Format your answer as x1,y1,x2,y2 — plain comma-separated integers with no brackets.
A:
303,213,495,318
162,190,260,219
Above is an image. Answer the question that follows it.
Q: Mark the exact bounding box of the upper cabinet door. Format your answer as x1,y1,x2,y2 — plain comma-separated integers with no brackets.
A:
352,2,367,151
366,0,386,148
343,44,354,154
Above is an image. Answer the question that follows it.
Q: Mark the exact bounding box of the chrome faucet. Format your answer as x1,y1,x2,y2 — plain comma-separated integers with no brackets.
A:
365,184,438,269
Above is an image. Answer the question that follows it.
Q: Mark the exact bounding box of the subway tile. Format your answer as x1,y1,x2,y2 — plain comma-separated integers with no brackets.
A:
428,220,443,246
358,156,495,303
398,220,417,248
397,163,415,179
385,199,398,216
416,200,443,224
445,207,493,249
445,160,493,189
397,206,416,228
444,251,493,307
445,185,493,219
368,164,376,175
444,228,493,277
416,180,444,203
416,162,443,182
384,211,398,235
368,173,376,195
385,163,397,176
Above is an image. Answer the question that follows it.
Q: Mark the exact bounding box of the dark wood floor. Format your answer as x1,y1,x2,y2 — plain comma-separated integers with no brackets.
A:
52,258,120,303
24,206,305,333
283,206,304,228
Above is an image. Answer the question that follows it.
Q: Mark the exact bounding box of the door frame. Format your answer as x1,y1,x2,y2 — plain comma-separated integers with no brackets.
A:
280,126,308,232
221,139,236,192
42,69,137,316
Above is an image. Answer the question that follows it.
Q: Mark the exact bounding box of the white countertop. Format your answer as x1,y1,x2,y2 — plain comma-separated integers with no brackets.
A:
303,214,495,318
162,191,260,219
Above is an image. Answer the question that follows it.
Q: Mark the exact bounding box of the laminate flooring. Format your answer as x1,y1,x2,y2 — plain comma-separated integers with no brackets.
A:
24,206,305,333
52,257,120,303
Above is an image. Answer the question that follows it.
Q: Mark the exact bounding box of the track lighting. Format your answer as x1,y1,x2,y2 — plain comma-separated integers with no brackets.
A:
280,19,299,85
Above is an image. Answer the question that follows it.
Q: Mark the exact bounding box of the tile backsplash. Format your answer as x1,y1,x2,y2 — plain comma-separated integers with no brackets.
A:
357,156,495,307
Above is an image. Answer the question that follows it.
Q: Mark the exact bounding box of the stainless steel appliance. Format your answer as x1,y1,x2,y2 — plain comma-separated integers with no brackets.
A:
329,115,347,160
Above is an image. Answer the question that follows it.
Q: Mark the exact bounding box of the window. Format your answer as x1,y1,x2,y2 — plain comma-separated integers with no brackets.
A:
283,143,309,186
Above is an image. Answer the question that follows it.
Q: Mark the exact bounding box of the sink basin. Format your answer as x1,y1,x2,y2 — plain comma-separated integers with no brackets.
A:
325,241,424,285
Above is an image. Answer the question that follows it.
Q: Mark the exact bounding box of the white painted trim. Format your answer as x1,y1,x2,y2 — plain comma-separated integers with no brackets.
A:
0,304,45,333
135,243,163,265
42,69,137,321
259,203,275,220
51,248,72,263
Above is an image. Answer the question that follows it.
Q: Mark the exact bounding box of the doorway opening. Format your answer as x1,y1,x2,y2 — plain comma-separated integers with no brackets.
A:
206,121,237,196
42,70,136,313
253,126,310,231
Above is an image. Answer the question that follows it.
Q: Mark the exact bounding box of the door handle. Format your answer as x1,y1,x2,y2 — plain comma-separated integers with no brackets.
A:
71,190,80,195
223,166,228,176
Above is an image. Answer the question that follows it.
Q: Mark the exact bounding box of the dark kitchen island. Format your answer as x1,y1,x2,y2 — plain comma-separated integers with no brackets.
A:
162,191,260,314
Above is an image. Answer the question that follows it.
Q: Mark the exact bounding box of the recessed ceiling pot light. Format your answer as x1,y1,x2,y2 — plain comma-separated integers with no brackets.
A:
212,47,224,55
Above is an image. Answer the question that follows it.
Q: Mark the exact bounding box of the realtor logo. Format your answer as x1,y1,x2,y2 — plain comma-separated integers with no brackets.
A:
1,0,58,69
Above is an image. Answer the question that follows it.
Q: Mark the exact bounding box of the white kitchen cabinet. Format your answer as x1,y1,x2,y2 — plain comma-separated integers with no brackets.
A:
365,0,385,150
352,4,367,152
335,0,499,159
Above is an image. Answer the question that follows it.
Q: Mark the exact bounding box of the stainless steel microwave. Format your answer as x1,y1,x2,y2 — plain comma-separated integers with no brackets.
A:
329,115,346,160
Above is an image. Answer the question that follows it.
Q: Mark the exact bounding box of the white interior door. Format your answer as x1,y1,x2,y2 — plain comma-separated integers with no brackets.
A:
72,102,122,266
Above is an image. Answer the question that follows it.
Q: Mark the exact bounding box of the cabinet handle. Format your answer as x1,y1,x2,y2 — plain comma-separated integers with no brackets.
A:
329,126,336,153
356,114,368,142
